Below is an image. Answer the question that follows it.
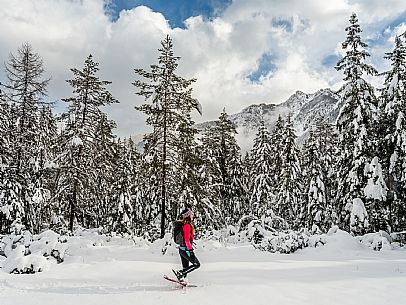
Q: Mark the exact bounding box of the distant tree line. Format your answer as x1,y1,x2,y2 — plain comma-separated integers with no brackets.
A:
0,13,405,239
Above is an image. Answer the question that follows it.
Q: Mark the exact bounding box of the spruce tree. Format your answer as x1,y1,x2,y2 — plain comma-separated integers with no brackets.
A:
31,105,58,232
211,109,244,224
334,13,379,234
0,93,15,232
109,138,140,234
198,109,245,227
249,119,275,218
270,115,285,191
133,35,201,238
197,126,225,229
302,119,337,232
275,115,304,229
316,119,338,229
303,126,325,232
56,54,118,231
378,35,406,231
90,113,118,228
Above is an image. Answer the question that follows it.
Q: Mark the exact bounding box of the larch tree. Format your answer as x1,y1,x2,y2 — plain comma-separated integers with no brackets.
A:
0,43,53,233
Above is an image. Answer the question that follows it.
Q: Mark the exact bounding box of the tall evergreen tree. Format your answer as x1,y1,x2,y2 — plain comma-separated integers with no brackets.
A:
197,127,225,229
302,119,337,232
90,113,118,228
0,43,53,233
270,115,285,191
212,110,243,223
275,115,304,229
302,126,325,232
31,105,58,232
133,35,201,238
198,109,245,227
56,54,118,231
249,119,274,218
316,119,338,229
0,93,15,232
110,138,140,234
334,13,379,234
378,35,406,231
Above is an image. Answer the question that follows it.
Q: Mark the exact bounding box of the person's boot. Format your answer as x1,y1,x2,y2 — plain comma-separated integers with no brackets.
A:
172,269,185,282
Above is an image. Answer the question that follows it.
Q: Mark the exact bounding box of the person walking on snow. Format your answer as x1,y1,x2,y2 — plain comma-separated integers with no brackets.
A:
173,209,200,282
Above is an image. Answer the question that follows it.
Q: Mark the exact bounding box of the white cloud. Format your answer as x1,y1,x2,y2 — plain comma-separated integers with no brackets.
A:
0,0,405,137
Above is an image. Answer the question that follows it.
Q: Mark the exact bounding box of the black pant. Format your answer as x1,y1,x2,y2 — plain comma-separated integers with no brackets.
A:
179,248,200,277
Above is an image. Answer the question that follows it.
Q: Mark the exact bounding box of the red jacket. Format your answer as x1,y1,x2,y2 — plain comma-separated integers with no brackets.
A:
183,223,194,250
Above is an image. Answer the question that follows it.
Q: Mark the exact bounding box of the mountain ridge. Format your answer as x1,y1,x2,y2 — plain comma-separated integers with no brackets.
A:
195,88,340,150
132,88,341,152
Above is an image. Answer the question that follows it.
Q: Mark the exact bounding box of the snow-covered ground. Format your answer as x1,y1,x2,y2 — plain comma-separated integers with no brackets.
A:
1,230,406,305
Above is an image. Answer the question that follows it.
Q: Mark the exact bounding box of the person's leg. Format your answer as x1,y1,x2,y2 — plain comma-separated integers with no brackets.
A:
179,249,189,277
179,249,200,276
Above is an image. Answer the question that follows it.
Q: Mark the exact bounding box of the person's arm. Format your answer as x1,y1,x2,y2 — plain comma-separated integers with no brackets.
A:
183,224,193,250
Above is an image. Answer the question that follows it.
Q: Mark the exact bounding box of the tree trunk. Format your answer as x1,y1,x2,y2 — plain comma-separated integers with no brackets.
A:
69,181,77,232
161,91,168,239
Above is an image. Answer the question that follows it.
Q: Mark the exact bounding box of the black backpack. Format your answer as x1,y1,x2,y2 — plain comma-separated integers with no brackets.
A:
173,221,184,245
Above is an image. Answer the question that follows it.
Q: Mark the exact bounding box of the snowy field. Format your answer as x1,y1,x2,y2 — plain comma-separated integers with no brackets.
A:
1,230,406,305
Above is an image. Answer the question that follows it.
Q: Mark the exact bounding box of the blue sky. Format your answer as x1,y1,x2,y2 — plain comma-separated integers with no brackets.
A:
107,0,232,28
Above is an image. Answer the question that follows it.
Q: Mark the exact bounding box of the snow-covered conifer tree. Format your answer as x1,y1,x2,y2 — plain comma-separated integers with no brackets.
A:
198,109,245,227
363,157,388,231
302,119,338,232
334,13,378,234
0,94,15,232
90,113,118,229
275,115,304,229
0,43,53,233
133,35,201,238
197,127,225,229
270,115,285,190
302,126,326,232
109,138,140,234
378,35,406,231
172,100,204,223
56,54,118,231
31,105,58,232
249,119,275,218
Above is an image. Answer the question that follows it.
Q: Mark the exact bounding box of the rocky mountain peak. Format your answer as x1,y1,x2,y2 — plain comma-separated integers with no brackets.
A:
196,88,340,151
